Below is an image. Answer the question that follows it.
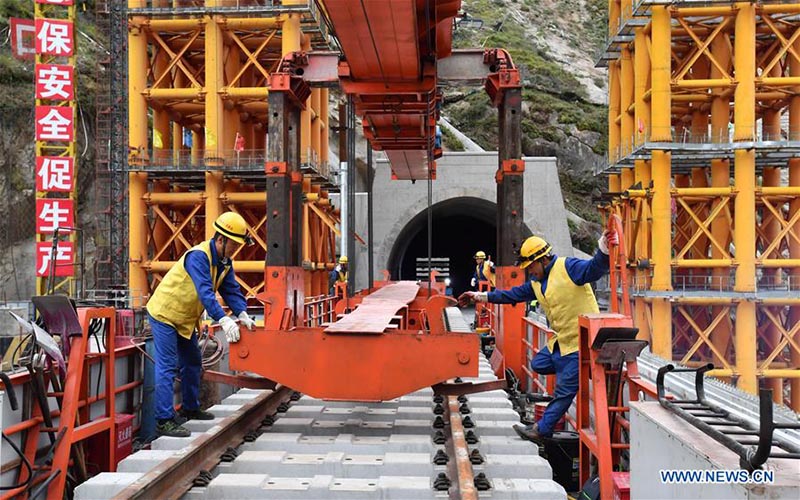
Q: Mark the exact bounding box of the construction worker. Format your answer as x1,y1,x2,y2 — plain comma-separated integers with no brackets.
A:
329,256,348,295
470,251,496,289
458,230,618,443
146,212,257,438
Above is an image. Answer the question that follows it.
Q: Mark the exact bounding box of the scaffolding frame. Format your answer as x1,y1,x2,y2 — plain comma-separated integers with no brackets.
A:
600,0,800,411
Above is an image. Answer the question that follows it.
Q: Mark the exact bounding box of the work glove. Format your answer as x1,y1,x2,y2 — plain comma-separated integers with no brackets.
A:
238,311,256,331
457,291,488,307
598,229,619,255
219,315,240,343
470,277,477,287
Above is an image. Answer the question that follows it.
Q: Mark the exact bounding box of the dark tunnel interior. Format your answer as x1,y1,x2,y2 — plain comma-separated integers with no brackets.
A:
387,197,498,298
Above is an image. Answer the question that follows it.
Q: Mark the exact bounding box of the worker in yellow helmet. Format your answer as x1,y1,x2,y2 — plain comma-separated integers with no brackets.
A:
329,255,349,295
146,212,257,438
470,250,496,289
459,229,618,443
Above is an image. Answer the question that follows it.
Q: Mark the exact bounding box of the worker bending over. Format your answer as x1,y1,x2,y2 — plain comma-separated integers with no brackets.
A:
459,230,617,442
470,250,496,289
146,212,257,437
329,256,349,295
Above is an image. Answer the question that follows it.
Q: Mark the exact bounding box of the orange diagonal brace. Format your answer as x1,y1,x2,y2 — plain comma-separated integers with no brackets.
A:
149,30,203,89
150,204,202,261
678,306,732,369
760,15,800,77
675,197,731,260
674,16,732,82
227,30,278,87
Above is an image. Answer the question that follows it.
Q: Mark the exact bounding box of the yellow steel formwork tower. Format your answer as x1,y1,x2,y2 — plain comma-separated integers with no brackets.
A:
600,0,800,411
126,0,338,309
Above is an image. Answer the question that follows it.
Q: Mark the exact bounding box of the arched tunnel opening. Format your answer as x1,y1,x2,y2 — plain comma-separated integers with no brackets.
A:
387,197,498,298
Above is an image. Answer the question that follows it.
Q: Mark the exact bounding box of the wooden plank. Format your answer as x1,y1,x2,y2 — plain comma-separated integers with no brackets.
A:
324,282,419,333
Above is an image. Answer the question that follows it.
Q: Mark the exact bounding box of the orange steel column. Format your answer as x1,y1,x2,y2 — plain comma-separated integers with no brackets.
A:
633,25,652,344
620,47,634,164
791,35,800,411
320,88,330,166
761,166,783,402
733,2,757,395
129,172,148,306
649,4,673,359
205,11,224,166
710,34,733,362
301,35,312,165
608,60,621,166
206,172,224,238
128,13,149,166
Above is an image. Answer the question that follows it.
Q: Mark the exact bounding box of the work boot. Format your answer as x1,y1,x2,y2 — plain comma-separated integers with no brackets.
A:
179,408,215,421
513,423,544,444
156,418,191,438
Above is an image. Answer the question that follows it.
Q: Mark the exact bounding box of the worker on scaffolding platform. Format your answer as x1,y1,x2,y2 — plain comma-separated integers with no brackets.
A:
458,230,618,443
470,250,496,289
329,256,349,295
146,212,257,438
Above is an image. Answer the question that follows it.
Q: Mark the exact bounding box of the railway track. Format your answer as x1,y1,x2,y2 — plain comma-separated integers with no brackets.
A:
76,310,565,500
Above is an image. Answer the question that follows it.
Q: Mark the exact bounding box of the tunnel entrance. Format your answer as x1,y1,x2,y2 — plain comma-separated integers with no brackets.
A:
387,197,497,298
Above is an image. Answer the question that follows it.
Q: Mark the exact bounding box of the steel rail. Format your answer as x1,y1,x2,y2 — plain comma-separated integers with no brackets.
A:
111,386,293,500
445,396,477,500
638,349,800,449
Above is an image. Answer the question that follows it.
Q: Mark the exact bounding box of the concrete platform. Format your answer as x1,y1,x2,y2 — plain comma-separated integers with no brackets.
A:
630,401,800,500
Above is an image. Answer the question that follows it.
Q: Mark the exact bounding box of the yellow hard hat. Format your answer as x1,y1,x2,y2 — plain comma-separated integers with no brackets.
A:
339,256,348,264
473,251,487,259
214,212,251,245
516,236,551,269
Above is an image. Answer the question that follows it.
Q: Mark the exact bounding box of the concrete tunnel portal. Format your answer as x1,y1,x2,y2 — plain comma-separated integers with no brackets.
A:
386,197,500,298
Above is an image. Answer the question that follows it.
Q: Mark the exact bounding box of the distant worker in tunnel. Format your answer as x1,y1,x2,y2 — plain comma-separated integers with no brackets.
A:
458,230,618,443
470,251,495,289
146,211,257,438
329,255,349,295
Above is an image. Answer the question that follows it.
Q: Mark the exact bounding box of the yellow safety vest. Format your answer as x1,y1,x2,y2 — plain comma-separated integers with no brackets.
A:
337,269,348,283
146,240,230,339
476,261,495,287
531,257,599,355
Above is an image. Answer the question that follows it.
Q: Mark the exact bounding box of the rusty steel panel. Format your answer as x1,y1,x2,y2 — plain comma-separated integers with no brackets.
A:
324,281,419,333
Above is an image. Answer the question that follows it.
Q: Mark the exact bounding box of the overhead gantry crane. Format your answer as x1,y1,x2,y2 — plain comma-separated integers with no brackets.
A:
226,0,535,400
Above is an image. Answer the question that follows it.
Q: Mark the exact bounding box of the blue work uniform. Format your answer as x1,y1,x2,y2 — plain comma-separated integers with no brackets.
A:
487,250,609,436
147,238,247,422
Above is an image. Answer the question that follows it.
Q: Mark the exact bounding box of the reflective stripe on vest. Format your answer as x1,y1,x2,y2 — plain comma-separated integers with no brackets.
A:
476,262,495,287
531,257,599,355
146,240,230,339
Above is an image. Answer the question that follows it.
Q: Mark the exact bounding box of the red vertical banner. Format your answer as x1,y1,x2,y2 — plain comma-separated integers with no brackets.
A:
35,18,74,57
36,156,74,192
10,18,36,60
34,1,77,295
35,64,75,100
36,241,75,277
36,198,74,233
35,106,74,141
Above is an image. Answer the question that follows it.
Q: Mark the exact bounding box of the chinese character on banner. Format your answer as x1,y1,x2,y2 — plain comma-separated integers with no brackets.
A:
35,241,75,277
36,106,74,141
36,199,74,233
36,157,74,192
35,19,74,57
36,64,74,100
10,18,36,61
36,0,75,5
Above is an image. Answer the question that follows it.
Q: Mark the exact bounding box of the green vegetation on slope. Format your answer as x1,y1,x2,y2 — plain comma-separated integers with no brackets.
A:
446,0,608,238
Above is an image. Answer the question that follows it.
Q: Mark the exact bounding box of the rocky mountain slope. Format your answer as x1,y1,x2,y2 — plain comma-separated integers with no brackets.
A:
443,0,608,251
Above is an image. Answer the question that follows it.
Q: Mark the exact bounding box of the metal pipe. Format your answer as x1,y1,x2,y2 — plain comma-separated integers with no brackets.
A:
367,146,374,290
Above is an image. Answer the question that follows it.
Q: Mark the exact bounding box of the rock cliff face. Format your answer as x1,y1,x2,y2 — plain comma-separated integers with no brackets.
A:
444,0,608,251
